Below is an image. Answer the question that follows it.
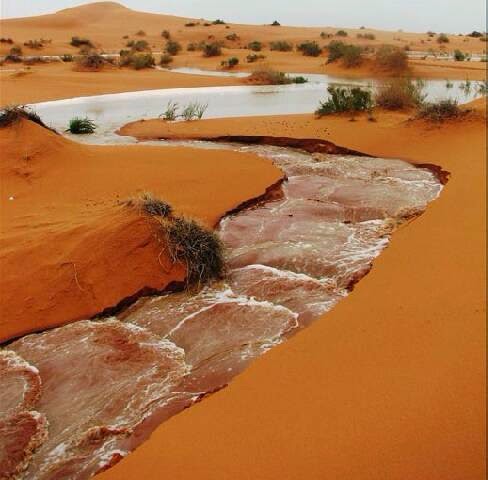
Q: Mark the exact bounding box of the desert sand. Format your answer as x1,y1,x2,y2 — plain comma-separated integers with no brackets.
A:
0,2,486,480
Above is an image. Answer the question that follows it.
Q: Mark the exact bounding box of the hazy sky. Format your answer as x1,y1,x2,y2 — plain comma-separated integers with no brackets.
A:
0,0,486,33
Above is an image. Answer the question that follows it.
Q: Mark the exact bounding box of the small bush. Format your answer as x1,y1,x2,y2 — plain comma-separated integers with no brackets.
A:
66,117,97,134
315,86,373,117
375,78,426,110
23,39,43,49
357,33,376,40
270,40,293,52
161,30,171,39
212,19,226,25
135,30,146,36
187,43,197,51
247,69,303,85
181,102,208,120
140,193,173,217
437,33,449,44
160,54,173,66
271,20,281,26
184,22,198,27
246,53,266,63
9,46,22,56
375,45,408,71
292,76,308,84
226,33,239,41
70,36,93,48
0,105,56,133
342,44,363,67
128,39,149,52
165,40,182,56
0,38,14,44
297,40,322,57
203,42,222,57
76,53,106,70
120,51,155,69
61,54,74,62
467,31,483,38
320,32,333,39
221,56,239,69
327,40,347,63
159,101,179,120
248,41,263,52
453,49,466,61
417,99,462,121
336,30,348,37
165,216,225,286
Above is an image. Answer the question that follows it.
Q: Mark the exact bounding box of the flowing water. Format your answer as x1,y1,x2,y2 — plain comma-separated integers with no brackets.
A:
1,134,444,479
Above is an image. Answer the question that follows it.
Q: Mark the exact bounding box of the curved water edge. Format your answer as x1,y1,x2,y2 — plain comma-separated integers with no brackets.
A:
1,129,444,478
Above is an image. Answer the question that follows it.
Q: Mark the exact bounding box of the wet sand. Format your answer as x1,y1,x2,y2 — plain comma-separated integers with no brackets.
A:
100,103,486,480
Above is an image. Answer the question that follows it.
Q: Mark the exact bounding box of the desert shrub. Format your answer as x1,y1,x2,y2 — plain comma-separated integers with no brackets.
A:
226,33,239,41
184,22,198,27
270,40,293,52
61,54,74,62
247,69,305,85
135,30,146,36
181,102,208,120
342,44,364,67
468,31,483,38
315,86,373,116
9,46,22,56
327,40,346,62
160,54,173,66
161,30,171,39
131,53,155,69
70,36,93,48
292,76,308,84
246,53,266,63
66,117,97,134
203,41,222,57
437,33,449,43
336,30,348,37
247,40,263,52
357,33,376,40
375,78,426,110
271,20,281,26
221,56,239,69
0,38,14,44
427,31,436,37
140,193,173,217
165,40,182,55
0,105,57,132
212,19,226,25
187,43,196,51
165,216,225,286
159,100,179,120
4,54,22,63
417,99,462,121
375,45,408,71
23,39,43,49
297,40,322,56
76,53,106,70
453,49,466,61
320,32,333,39
127,39,149,51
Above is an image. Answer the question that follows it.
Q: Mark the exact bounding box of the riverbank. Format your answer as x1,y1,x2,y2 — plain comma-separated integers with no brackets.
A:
100,102,486,480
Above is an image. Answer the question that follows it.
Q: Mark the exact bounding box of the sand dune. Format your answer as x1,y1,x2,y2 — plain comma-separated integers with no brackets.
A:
0,118,282,341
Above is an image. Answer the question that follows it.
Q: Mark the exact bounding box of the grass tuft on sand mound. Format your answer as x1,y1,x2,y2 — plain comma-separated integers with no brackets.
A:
0,105,57,133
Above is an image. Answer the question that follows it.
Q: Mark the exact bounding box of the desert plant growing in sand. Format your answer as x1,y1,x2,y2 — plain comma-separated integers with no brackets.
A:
212,19,226,25
159,101,179,120
375,45,408,72
357,33,376,40
437,33,449,43
70,36,93,48
225,33,239,41
127,39,150,52
161,30,171,39
202,41,222,57
341,44,364,67
160,54,173,66
66,117,97,134
270,40,294,52
336,30,348,37
271,20,281,26
247,69,307,85
181,102,208,120
247,41,263,52
327,40,347,63
131,53,155,69
23,39,44,49
297,41,322,56
61,54,74,62
9,45,23,56
139,193,173,217
165,40,182,56
76,53,107,70
417,99,462,121
0,38,14,44
246,53,266,63
315,86,373,116
320,32,333,39
184,22,199,27
453,49,466,61
375,78,426,110
221,56,239,69
135,30,146,36
0,105,56,132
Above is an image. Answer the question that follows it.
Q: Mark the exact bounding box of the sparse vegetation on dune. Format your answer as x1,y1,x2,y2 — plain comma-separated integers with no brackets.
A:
126,39,150,51
0,37,14,44
0,105,56,133
212,19,226,25
70,36,93,48
246,53,266,63
374,45,409,72
326,41,363,67
221,56,239,69
437,33,449,44
271,20,281,26
161,30,171,39
76,53,107,71
23,39,44,49
135,30,146,36
315,86,373,117
297,41,322,57
159,101,179,120
247,69,307,85
417,99,463,121
357,33,376,40
375,78,426,110
165,40,182,56
247,41,263,52
160,54,173,66
66,117,97,134
270,40,294,52
139,193,173,217
181,102,208,120
226,33,239,41
61,54,74,62
202,41,223,57
336,30,348,37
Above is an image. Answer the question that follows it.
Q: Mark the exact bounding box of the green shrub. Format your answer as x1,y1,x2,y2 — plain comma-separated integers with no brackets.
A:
161,30,171,39
221,56,239,69
131,53,155,69
165,216,225,286
128,39,149,52
246,53,266,63
453,49,466,61
203,42,222,57
270,40,293,52
292,76,308,84
336,30,348,37
297,40,322,57
0,105,57,133
165,40,182,56
417,99,462,121
437,33,449,43
248,41,263,52
160,54,173,66
342,44,363,67
327,40,347,63
247,69,305,85
181,102,208,120
66,117,97,134
315,86,373,116
159,101,179,120
76,53,106,70
375,45,408,71
375,78,426,110
70,36,93,48
187,43,197,51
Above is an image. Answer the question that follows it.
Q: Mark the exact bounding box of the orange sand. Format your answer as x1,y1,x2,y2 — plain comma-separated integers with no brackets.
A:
100,103,486,480
0,119,282,341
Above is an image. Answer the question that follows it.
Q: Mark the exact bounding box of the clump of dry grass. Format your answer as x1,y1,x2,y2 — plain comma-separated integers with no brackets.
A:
375,78,426,110
140,193,173,217
0,105,57,133
375,45,409,72
416,99,464,122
